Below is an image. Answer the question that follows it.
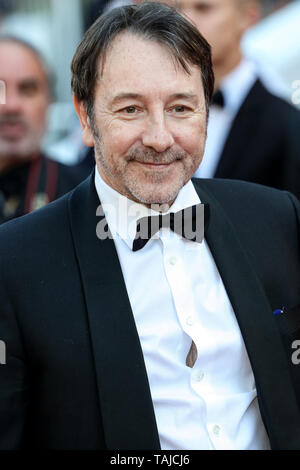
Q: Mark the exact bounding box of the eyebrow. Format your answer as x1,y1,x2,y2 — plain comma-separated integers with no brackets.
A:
168,93,199,102
111,92,199,105
19,78,40,86
111,93,143,105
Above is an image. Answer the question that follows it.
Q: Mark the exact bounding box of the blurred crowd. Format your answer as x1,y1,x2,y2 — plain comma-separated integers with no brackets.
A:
0,0,300,224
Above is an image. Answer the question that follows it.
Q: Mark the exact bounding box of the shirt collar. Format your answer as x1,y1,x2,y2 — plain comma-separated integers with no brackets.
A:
220,58,257,114
94,166,201,250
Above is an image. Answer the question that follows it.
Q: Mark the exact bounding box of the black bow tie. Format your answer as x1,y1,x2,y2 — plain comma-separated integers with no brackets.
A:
132,203,209,252
211,90,225,108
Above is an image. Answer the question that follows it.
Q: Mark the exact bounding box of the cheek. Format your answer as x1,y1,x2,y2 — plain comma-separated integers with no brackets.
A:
191,14,223,43
26,99,48,126
218,12,241,44
174,122,206,155
101,121,143,156
197,13,233,52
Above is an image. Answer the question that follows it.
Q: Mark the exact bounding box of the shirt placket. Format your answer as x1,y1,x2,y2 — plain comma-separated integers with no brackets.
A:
160,230,230,449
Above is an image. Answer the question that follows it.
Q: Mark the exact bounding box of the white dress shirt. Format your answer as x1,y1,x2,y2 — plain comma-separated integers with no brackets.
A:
95,168,270,450
194,58,257,179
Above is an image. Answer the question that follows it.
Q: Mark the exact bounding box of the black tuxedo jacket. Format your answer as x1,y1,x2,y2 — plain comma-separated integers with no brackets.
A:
1,174,300,450
214,79,300,200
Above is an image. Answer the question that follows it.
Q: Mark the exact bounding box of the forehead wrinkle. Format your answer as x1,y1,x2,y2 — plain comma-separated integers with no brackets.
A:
111,91,199,104
96,31,194,81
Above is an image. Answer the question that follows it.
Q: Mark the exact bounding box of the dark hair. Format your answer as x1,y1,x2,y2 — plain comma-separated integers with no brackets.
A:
0,35,56,101
71,1,214,118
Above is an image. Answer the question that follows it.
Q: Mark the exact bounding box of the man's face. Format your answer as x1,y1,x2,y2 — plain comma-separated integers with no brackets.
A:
76,32,207,206
0,41,50,161
177,0,250,67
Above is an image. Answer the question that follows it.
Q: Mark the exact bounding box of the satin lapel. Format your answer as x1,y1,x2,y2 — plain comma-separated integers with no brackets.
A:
193,179,300,449
67,174,160,450
214,79,264,178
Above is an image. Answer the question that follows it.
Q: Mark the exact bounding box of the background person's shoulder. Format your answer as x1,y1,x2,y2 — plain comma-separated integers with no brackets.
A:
0,189,71,257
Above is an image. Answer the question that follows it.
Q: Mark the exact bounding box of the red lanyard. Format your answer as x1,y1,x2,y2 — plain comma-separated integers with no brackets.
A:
24,155,58,214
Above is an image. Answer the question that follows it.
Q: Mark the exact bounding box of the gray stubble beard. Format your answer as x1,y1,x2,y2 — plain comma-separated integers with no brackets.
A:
91,116,194,206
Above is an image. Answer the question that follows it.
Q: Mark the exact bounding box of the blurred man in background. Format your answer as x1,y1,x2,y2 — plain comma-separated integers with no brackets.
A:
0,0,11,25
261,0,291,16
177,0,300,199
0,37,84,224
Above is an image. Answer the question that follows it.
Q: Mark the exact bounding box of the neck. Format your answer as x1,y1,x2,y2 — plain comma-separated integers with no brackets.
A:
213,50,243,90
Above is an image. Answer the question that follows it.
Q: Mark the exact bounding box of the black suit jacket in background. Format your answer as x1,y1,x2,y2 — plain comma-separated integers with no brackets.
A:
0,174,300,449
0,154,86,225
214,79,300,200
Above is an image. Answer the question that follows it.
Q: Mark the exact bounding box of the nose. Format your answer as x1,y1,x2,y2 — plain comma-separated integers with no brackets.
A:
141,113,174,152
3,87,23,114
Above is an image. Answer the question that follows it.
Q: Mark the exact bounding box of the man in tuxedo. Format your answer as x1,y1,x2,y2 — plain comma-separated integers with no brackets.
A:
0,2,300,450
0,37,85,225
176,0,300,199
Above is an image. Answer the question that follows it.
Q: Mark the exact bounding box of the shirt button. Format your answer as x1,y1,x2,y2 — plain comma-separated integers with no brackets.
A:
195,371,204,382
212,425,221,436
186,316,194,326
169,256,177,266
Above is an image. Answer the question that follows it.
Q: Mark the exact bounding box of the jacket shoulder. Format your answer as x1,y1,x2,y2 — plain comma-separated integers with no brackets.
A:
192,177,300,218
192,178,300,274
247,79,300,120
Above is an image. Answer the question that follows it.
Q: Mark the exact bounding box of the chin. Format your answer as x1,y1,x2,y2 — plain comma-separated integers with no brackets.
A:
124,167,188,205
128,183,182,206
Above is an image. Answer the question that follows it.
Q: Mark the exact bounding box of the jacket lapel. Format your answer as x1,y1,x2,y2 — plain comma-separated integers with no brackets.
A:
193,178,300,449
67,173,160,450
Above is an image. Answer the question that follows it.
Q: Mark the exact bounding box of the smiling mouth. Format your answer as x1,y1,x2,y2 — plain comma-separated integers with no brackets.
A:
134,161,175,168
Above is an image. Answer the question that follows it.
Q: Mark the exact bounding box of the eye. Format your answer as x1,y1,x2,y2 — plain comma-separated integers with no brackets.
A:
19,81,40,97
174,105,186,113
193,3,213,13
171,105,193,115
124,106,137,114
116,105,143,118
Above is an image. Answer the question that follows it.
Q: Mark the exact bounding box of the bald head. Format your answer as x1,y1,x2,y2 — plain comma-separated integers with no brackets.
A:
0,36,54,98
0,38,51,170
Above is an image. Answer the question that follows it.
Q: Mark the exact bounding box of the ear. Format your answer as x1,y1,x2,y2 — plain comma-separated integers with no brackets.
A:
73,94,95,147
239,1,262,34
